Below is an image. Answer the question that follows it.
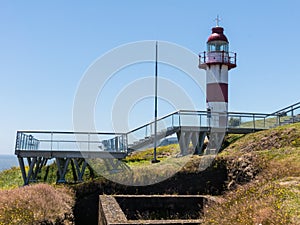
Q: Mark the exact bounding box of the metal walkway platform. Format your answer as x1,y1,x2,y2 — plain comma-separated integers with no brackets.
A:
15,105,300,185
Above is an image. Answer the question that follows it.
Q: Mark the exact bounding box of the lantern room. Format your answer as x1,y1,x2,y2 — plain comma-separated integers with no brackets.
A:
207,27,229,52
207,41,228,52
199,26,236,70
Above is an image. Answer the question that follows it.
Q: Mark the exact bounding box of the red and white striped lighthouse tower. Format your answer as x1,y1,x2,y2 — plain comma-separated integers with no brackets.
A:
199,19,236,128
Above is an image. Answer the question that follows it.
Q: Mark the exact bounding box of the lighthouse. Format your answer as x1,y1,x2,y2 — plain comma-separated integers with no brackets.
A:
199,19,236,128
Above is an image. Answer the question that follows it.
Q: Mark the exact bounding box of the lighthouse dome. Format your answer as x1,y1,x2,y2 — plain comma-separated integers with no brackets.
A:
207,27,228,43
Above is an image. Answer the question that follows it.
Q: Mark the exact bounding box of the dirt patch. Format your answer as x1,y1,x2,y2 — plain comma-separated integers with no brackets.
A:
279,177,300,188
222,152,263,189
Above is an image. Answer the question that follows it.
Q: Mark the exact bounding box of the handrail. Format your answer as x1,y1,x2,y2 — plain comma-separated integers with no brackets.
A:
15,131,128,153
17,110,274,140
126,110,180,135
126,110,273,138
16,130,126,135
228,111,270,117
199,51,237,65
269,101,300,115
16,105,300,154
177,109,270,117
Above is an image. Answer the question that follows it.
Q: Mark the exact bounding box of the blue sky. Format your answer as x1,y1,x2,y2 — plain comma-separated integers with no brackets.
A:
1,0,300,154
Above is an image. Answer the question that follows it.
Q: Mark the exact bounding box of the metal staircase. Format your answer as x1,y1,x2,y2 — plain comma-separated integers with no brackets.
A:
14,102,300,185
268,102,300,126
127,126,180,151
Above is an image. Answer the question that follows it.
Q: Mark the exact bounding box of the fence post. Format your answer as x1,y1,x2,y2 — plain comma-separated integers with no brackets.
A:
25,135,28,150
292,106,294,123
51,132,53,151
126,133,128,152
199,113,201,127
88,133,90,151
234,53,237,64
15,132,20,151
239,116,242,128
145,126,148,138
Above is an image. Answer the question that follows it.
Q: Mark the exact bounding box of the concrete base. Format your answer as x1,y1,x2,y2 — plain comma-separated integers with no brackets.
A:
99,195,216,225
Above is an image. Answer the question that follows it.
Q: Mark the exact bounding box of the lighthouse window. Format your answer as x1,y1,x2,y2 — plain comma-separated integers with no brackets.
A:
207,42,228,52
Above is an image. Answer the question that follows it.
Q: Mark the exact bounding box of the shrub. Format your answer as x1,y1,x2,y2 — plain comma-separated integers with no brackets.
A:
0,184,75,225
228,117,241,127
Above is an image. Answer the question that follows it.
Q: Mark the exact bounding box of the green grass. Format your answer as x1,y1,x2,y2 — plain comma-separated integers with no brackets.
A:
203,122,300,224
203,180,300,225
100,154,198,186
0,167,24,189
238,116,278,128
124,143,181,163
237,115,297,129
0,159,96,189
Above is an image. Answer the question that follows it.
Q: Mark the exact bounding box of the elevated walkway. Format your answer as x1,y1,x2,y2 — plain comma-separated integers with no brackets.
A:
270,101,300,126
15,103,300,185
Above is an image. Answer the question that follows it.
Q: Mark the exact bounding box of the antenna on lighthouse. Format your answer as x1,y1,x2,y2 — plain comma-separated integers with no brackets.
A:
215,15,221,27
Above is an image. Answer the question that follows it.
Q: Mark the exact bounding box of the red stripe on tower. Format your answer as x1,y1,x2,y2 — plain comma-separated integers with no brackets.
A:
206,83,228,103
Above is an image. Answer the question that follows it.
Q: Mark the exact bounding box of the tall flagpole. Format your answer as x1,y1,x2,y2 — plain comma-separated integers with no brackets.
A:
152,41,160,163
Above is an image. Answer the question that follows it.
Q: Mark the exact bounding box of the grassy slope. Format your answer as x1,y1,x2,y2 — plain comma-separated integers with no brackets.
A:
0,167,24,189
1,123,300,224
202,123,300,225
0,161,95,189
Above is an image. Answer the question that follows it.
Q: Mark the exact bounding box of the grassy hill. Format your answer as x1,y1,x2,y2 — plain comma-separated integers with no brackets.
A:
202,123,300,224
1,123,300,224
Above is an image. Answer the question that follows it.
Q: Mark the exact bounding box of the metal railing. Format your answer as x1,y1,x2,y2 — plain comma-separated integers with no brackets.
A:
15,132,40,151
17,107,299,154
228,112,273,129
267,102,300,125
199,51,237,66
126,110,277,148
15,131,127,153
